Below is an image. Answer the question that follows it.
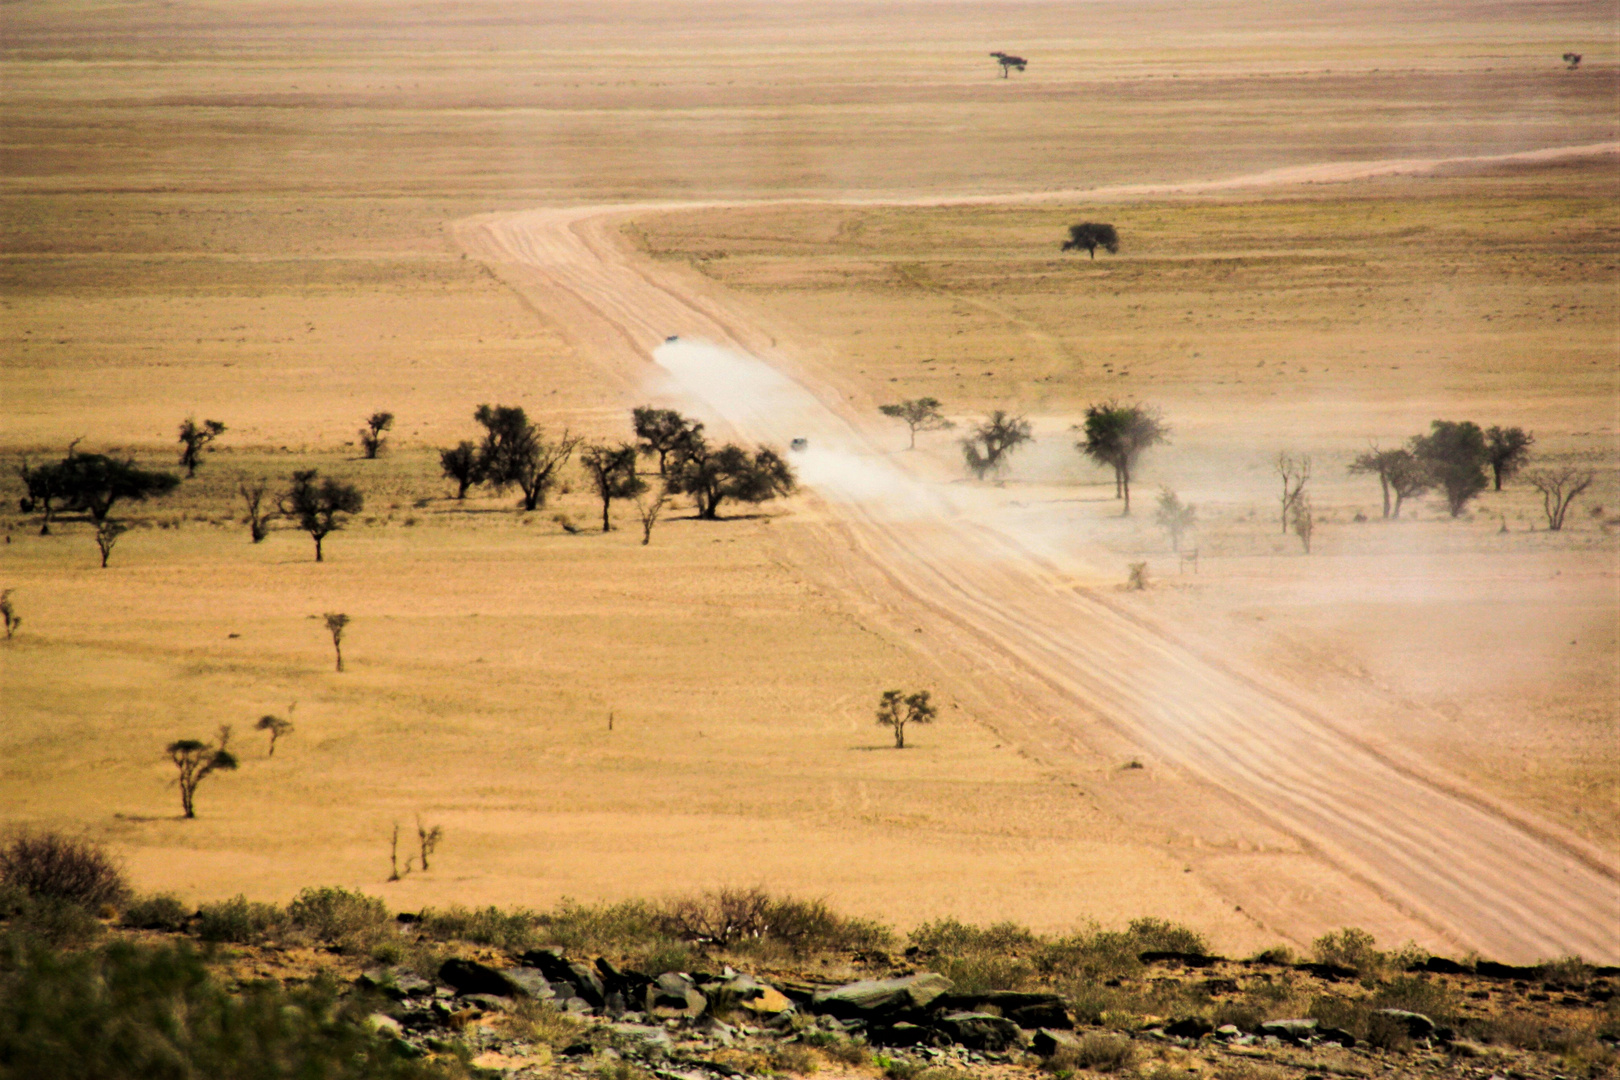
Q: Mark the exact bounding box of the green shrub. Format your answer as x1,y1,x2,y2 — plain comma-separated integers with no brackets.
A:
121,893,190,932
1249,945,1294,965
533,898,665,953
416,904,539,950
1127,917,1208,954
0,937,455,1080
1311,927,1385,974
658,888,892,958
287,886,390,947
196,895,286,943
1372,974,1458,1020
910,917,1040,954
1,895,105,947
0,833,129,910
1045,1033,1137,1074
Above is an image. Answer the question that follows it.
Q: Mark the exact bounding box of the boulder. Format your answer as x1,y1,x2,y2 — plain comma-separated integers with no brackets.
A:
365,1012,404,1037
934,991,1069,1030
439,959,526,998
1165,1016,1214,1039
357,969,433,1001
810,974,954,1020
1418,956,1469,975
501,967,554,999
608,1023,673,1059
1317,1025,1358,1047
567,962,606,1007
693,1015,736,1047
869,1021,934,1047
934,1011,1023,1051
464,993,514,1012
1031,1028,1084,1058
517,949,576,982
646,972,707,1017
1372,1009,1435,1040
1258,1018,1318,1042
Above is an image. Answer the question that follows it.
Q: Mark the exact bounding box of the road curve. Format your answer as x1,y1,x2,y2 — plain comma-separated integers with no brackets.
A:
455,148,1620,963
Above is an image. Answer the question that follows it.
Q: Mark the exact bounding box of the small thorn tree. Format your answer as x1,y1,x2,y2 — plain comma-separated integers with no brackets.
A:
580,442,646,532
1291,492,1315,553
879,398,954,449
1527,467,1595,531
177,418,227,477
1154,488,1197,552
416,815,443,871
875,688,937,749
255,713,293,756
359,412,394,459
961,410,1033,481
279,470,363,561
474,404,581,511
94,520,128,568
438,441,483,499
634,491,668,546
1,590,19,639
324,613,349,672
632,406,704,476
1076,401,1166,513
1275,452,1310,534
239,478,274,542
168,730,238,818
1484,425,1534,491
1061,222,1120,259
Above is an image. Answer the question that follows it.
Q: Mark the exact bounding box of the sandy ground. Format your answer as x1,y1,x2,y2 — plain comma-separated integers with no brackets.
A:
2,1,1616,962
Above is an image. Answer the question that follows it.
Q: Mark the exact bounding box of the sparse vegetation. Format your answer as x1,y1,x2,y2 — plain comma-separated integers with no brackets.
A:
1,589,19,640
93,519,127,567
438,440,483,499
1413,420,1491,517
1061,222,1119,259
324,613,349,671
1485,425,1534,490
254,712,293,756
1290,492,1314,553
633,491,667,545
177,418,227,477
581,442,647,532
1274,451,1310,534
1126,561,1148,590
879,397,954,449
0,833,129,911
1153,488,1196,552
238,477,274,541
1349,445,1430,519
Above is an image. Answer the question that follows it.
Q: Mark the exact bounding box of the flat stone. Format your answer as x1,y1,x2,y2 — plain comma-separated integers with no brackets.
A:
934,1011,1023,1051
810,974,954,1019
439,958,525,998
1165,1016,1214,1039
1372,1009,1435,1039
1259,1018,1318,1042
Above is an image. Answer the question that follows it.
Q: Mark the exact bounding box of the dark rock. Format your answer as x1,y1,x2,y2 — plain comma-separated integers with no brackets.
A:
517,948,576,982
1475,961,1541,981
810,974,953,1020
1317,1025,1357,1047
869,1021,934,1047
933,991,1068,1029
597,957,653,1001
464,993,513,1012
1139,950,1221,968
1418,956,1469,975
1202,978,1240,995
608,1023,673,1059
693,1016,736,1047
1031,1028,1084,1058
1372,1009,1435,1039
934,1011,1023,1051
1165,1016,1214,1039
357,969,432,1001
568,961,606,1006
560,996,593,1014
1258,1018,1318,1042
439,959,525,998
604,990,627,1018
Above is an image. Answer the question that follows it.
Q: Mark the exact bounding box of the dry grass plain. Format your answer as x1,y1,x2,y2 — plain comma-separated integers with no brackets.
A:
1,0,1616,959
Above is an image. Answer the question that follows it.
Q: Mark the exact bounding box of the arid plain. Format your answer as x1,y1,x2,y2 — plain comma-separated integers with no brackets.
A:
2,0,1615,963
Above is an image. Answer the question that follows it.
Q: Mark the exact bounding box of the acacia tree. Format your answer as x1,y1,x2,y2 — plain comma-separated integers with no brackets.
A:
989,51,1027,77
57,451,179,523
580,442,646,532
168,728,238,819
177,418,226,477
474,404,581,511
17,459,70,534
667,438,796,520
438,441,483,499
1526,467,1595,531
1275,452,1310,534
94,520,127,568
324,613,349,672
1349,446,1411,519
879,398,954,449
632,407,704,476
239,478,274,542
279,470,363,562
1154,488,1197,552
634,491,667,546
1412,420,1489,516
1485,426,1534,491
876,689,937,749
1076,401,1166,513
1061,223,1120,259
961,410,1033,480
255,713,294,756
359,412,395,459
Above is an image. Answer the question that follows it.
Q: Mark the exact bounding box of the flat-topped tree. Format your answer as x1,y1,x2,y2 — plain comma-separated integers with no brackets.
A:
279,470,362,561
1062,223,1120,259
879,398,954,449
876,689,937,748
474,404,580,511
177,418,226,477
580,442,646,532
57,451,180,523
990,51,1027,77
632,406,704,476
667,437,796,520
168,728,238,818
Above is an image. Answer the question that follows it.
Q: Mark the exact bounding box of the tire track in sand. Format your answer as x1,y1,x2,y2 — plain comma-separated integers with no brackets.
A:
455,145,1620,962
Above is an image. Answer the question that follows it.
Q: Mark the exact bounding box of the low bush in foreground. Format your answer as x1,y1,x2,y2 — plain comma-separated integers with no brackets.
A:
0,833,129,911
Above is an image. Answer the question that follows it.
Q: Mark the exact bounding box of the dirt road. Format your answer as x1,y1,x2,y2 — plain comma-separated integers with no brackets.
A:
455,147,1620,963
